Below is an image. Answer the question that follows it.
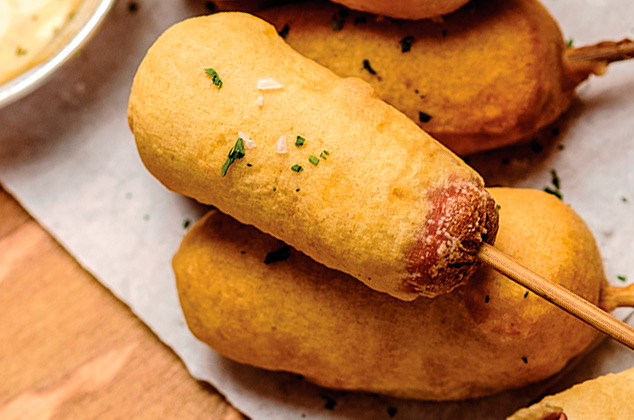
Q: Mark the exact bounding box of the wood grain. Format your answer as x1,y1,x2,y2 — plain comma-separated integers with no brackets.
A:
0,186,246,420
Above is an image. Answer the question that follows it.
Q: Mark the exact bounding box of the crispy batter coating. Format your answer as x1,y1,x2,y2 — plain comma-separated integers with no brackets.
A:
174,188,603,400
330,0,469,19
259,0,594,155
508,367,634,419
128,12,497,300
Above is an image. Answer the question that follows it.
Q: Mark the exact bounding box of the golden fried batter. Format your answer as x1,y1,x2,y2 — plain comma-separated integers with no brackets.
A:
174,188,603,400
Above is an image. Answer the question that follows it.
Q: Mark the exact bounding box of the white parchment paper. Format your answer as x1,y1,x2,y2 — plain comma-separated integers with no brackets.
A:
1,0,633,418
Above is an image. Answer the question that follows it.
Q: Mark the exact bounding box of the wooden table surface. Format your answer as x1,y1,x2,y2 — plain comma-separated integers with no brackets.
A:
0,186,246,419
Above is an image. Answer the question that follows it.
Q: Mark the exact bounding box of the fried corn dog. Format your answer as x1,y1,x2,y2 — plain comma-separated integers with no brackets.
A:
258,0,615,155
174,188,606,400
508,367,634,420
128,12,498,300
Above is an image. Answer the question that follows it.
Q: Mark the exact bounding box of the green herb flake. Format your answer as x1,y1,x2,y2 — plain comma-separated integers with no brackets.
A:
278,23,290,39
400,36,414,53
521,357,528,364
320,150,330,160
295,135,306,147
295,188,301,192
567,38,574,48
308,155,319,166
618,275,627,282
204,67,223,89
622,197,628,203
273,186,277,191
419,111,432,123
291,164,303,172
16,46,28,56
484,295,490,303
220,138,246,176
524,291,529,298
330,7,349,31
550,169,561,190
246,163,253,167
183,219,191,229
543,187,563,200
496,204,501,211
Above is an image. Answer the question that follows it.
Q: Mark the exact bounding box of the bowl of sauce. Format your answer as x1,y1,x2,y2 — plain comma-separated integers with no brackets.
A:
0,0,116,108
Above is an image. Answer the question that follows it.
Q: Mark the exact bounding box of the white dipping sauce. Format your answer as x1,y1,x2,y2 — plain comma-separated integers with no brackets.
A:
0,0,83,84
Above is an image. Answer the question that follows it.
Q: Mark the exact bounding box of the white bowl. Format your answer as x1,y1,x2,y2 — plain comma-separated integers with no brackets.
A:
0,0,116,108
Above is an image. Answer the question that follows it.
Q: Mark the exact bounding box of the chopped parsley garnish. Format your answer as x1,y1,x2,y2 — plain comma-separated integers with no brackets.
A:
291,164,303,172
544,187,563,200
418,111,432,123
183,219,191,229
264,245,291,264
295,188,301,192
362,59,377,75
400,36,414,53
16,46,28,56
308,155,319,166
320,150,330,160
295,135,306,147
622,197,628,203
484,295,490,303
496,204,501,211
551,169,561,189
272,186,277,191
220,138,245,176
246,163,252,167
204,67,223,89
331,7,349,31
278,24,290,39
567,38,574,48
521,357,528,364
618,275,628,282
524,291,529,298
544,169,562,200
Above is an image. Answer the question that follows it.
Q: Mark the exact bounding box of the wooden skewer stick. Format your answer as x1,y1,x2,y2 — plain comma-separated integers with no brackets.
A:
566,39,634,64
477,243,634,351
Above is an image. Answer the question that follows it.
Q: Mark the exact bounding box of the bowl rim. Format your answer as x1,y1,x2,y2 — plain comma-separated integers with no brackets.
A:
0,0,117,109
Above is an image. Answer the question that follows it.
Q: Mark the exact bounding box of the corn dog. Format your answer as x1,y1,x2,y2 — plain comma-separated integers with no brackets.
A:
258,0,614,155
128,12,498,300
508,366,634,419
174,188,606,400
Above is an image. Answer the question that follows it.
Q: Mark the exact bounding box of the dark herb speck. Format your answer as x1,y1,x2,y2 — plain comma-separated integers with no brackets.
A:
550,169,561,190
363,59,377,75
331,7,349,31
321,394,337,410
618,275,628,282
530,139,543,153
295,135,306,147
521,357,528,364
183,219,191,229
400,36,414,53
544,187,563,200
291,164,303,172
264,245,290,264
524,291,529,298
418,111,432,123
278,24,290,39
128,2,138,13
484,295,490,303
309,155,319,166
